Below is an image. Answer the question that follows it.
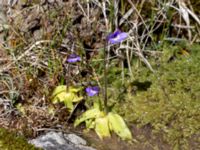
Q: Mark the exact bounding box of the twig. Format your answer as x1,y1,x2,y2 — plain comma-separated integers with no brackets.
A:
103,40,108,113
77,0,90,22
0,40,51,73
125,42,133,78
114,0,119,28
119,8,134,26
101,1,109,30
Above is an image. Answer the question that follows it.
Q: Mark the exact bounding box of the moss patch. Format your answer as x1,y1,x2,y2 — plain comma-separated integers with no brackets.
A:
0,128,41,150
113,43,200,149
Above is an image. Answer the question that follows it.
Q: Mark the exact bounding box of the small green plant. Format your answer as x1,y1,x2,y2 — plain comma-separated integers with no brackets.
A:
51,85,83,112
74,101,132,140
73,29,132,140
50,28,132,140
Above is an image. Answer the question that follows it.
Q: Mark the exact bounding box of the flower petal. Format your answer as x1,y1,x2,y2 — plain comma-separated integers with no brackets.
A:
107,29,121,40
108,32,128,44
86,86,100,97
67,54,81,63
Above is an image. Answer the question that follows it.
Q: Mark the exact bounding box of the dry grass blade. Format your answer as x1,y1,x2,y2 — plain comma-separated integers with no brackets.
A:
114,0,119,28
177,0,191,40
0,40,51,73
119,8,134,26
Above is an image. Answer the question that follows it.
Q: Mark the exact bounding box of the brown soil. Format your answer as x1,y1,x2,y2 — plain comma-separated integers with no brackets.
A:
82,125,171,150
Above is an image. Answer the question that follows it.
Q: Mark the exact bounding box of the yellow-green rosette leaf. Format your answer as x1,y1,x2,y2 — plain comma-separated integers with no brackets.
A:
93,101,101,109
52,91,67,104
51,85,67,103
85,120,95,129
52,85,67,95
62,92,83,103
71,95,83,102
69,86,82,93
51,86,83,111
108,112,132,140
52,86,83,102
95,116,111,139
74,108,101,127
63,96,74,112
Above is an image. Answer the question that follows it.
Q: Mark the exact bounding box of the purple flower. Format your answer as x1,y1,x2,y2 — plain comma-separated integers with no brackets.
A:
86,86,100,96
107,29,128,44
67,54,81,63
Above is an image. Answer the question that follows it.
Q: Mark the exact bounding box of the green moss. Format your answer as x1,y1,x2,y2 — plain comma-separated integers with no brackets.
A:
113,43,200,149
0,128,41,150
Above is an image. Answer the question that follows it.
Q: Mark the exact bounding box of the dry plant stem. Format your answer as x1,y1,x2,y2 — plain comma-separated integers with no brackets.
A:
177,0,191,41
102,1,109,29
91,67,101,88
103,41,108,113
118,50,125,83
77,0,90,21
9,25,28,45
137,0,146,14
121,59,124,84
140,10,166,49
137,52,154,73
0,40,51,73
126,46,133,79
114,0,119,28
124,40,134,78
119,7,134,26
176,15,182,40
134,40,154,73
127,0,156,51
116,42,154,73
169,2,200,25
127,0,149,35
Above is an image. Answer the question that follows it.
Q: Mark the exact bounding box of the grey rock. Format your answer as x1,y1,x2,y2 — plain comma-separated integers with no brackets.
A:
64,134,87,145
29,132,96,150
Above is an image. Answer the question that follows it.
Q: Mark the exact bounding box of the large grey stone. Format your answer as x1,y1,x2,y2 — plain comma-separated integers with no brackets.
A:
29,132,96,150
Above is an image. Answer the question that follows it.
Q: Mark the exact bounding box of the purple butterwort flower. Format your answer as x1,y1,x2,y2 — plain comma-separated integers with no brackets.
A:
86,86,100,96
107,29,128,44
67,54,81,63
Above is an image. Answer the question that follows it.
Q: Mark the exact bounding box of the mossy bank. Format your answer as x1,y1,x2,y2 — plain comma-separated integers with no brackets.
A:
112,43,200,149
0,128,40,150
